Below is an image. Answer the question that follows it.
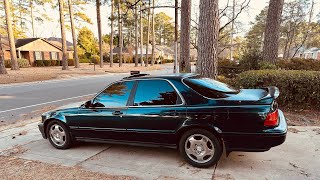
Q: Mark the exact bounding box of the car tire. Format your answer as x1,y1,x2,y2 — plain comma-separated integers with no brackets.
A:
46,120,72,149
179,129,222,168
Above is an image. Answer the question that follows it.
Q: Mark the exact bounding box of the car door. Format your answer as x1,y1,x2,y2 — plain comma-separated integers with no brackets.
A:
69,80,135,141
125,79,187,145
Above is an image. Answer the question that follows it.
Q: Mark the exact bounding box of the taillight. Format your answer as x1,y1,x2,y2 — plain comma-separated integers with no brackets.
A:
264,110,279,127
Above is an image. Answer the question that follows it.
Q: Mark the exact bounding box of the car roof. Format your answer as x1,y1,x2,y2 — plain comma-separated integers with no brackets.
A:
123,73,197,81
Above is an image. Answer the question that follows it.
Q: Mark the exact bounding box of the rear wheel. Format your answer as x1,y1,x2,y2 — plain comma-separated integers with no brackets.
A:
46,120,72,149
179,129,222,168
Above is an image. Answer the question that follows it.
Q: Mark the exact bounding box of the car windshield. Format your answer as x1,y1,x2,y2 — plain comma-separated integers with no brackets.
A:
183,76,239,99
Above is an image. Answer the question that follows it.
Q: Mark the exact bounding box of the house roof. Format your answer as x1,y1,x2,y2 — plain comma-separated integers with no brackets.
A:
46,37,73,47
112,47,132,54
15,38,39,48
48,40,73,51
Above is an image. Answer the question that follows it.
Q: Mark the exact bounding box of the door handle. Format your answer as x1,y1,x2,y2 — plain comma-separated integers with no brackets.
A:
112,111,124,116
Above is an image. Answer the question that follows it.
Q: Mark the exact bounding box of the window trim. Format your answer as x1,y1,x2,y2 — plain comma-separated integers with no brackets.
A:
131,79,184,107
88,78,185,109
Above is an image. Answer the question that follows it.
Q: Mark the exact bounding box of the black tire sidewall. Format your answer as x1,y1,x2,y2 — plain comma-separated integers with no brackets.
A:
179,129,222,168
46,120,72,149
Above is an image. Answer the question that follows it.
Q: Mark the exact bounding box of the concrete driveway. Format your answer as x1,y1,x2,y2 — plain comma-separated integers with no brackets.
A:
0,121,319,180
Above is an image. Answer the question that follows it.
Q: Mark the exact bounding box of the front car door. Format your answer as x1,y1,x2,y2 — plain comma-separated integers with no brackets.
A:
70,80,135,141
125,79,187,146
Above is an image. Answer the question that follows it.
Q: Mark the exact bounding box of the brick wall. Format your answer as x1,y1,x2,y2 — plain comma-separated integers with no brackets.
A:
4,50,11,60
43,52,51,60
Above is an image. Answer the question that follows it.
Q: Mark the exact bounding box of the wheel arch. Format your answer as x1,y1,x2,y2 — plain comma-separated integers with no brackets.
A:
43,118,68,138
176,124,223,148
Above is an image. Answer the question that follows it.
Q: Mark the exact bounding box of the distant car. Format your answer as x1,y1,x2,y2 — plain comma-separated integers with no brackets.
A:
38,73,287,168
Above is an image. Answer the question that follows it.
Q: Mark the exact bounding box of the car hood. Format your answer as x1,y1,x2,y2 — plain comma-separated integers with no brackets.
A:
53,101,85,111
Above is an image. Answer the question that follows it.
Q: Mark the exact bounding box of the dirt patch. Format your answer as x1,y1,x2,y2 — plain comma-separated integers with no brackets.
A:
288,128,305,133
0,145,27,156
0,156,137,180
284,110,320,126
0,63,164,84
212,173,235,180
313,128,320,135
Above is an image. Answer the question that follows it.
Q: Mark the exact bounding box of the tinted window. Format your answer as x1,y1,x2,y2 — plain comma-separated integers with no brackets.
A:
183,76,239,99
94,81,134,107
134,80,180,106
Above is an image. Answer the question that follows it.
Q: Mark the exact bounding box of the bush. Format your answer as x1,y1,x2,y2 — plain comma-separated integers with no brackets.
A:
4,59,30,68
277,58,320,71
239,51,262,70
258,62,277,70
164,59,174,63
68,59,75,66
35,60,44,67
79,58,90,63
218,59,246,78
90,55,100,64
43,60,51,66
233,70,320,110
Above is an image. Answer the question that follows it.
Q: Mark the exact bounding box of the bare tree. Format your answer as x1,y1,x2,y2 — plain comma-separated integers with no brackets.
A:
134,4,138,67
118,0,123,67
145,0,151,67
110,0,114,67
180,0,191,72
140,4,144,66
58,0,68,70
96,0,103,68
197,0,219,79
4,0,19,70
0,35,8,74
68,0,80,68
151,0,155,66
262,0,284,64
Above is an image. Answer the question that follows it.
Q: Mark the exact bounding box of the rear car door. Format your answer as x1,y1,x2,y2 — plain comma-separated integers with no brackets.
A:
71,81,134,141
125,79,187,145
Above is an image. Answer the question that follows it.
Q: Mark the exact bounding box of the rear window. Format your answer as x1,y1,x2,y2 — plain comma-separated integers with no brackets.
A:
183,76,239,99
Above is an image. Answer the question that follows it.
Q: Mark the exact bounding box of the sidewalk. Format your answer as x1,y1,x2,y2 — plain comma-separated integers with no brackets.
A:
1,121,319,180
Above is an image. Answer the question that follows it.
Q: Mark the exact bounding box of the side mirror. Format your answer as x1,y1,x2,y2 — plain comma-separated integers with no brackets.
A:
84,100,92,108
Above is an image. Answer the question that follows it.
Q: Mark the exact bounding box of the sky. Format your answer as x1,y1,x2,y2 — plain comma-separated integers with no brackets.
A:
29,0,319,42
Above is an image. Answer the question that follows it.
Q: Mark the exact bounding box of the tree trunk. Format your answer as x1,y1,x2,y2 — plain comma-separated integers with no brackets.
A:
140,5,144,66
118,1,123,67
58,0,68,70
145,0,151,67
151,0,155,66
197,0,219,79
110,0,114,67
30,0,35,37
0,35,8,74
68,0,79,68
134,5,138,67
262,0,284,64
4,0,19,70
180,0,191,72
174,0,178,73
96,0,103,68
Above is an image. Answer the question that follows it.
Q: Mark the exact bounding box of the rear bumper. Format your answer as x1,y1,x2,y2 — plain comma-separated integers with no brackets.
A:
38,123,47,139
223,110,287,152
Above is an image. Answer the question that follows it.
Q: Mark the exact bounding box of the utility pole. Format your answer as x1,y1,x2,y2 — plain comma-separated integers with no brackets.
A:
230,0,235,61
174,0,178,73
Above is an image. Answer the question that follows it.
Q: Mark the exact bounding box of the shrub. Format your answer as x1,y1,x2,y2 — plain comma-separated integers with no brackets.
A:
90,55,100,64
164,59,174,63
43,60,51,66
4,59,30,68
234,70,320,110
35,60,44,67
79,58,90,63
218,59,246,78
239,51,262,70
277,58,320,71
68,59,75,66
258,62,277,70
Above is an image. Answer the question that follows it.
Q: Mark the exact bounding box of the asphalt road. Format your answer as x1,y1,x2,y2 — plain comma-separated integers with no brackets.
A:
0,67,173,124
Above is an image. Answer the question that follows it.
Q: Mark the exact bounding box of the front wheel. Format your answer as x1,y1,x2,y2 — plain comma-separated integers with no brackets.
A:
179,129,222,168
46,120,72,149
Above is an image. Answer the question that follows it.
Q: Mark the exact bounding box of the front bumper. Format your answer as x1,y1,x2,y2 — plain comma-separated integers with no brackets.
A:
223,109,287,152
38,123,47,139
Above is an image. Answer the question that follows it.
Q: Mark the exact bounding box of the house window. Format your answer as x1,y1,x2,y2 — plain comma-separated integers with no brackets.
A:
50,52,58,60
35,51,42,60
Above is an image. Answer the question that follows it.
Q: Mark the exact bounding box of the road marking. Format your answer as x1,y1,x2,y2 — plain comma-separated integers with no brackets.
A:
0,93,95,114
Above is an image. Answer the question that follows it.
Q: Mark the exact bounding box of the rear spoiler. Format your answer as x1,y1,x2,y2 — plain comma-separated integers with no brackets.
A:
262,86,280,99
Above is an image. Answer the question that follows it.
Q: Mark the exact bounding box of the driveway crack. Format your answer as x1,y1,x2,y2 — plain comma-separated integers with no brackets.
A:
75,145,113,167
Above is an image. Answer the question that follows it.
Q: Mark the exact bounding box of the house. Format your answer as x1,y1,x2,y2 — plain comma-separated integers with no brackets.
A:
1,37,11,60
303,47,320,60
2,37,74,66
47,40,74,59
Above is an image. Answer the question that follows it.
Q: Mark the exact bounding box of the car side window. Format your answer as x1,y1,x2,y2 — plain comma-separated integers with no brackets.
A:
133,80,181,106
93,81,134,107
